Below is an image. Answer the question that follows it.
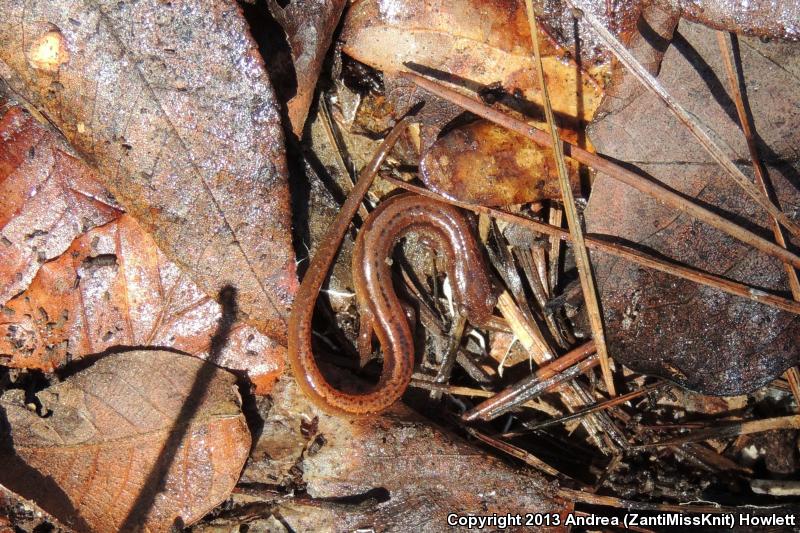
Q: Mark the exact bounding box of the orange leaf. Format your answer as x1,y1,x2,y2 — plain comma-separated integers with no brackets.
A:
0,215,284,394
1,350,251,532
341,0,609,124
0,104,121,305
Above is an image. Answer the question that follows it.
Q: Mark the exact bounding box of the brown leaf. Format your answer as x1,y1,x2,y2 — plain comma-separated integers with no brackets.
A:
1,485,59,532
585,20,800,394
0,0,297,341
0,103,122,305
420,119,581,206
0,215,285,394
0,350,251,532
267,0,347,136
656,0,799,40
341,0,609,124
240,375,571,531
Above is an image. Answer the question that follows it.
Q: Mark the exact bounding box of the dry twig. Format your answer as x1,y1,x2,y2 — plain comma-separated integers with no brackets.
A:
637,415,800,449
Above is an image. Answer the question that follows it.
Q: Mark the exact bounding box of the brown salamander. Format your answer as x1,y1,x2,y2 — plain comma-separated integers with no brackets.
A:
289,192,496,416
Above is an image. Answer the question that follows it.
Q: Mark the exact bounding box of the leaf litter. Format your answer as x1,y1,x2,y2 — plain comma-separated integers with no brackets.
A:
0,0,298,340
1,350,251,532
585,17,800,395
0,102,122,306
0,213,285,393
1,0,800,531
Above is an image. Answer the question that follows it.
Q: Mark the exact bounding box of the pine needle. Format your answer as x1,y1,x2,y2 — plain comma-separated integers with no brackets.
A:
715,30,800,412
569,0,800,239
524,0,615,395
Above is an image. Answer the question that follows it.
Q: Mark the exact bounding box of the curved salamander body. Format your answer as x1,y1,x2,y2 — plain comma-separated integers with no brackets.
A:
289,193,496,416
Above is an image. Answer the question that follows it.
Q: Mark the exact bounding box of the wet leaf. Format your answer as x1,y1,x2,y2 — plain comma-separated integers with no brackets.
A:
0,350,251,532
0,0,298,341
341,0,611,124
238,375,571,531
420,119,581,206
267,0,347,136
0,215,285,394
0,103,122,306
656,0,799,40
585,20,800,394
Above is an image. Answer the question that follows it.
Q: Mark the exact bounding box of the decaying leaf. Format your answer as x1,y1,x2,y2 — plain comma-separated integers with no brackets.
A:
267,0,347,136
0,214,285,393
0,0,298,341
0,102,121,306
420,119,581,206
0,350,251,532
341,0,610,125
1,484,61,532
657,0,799,40
595,6,680,117
237,375,571,531
585,20,800,394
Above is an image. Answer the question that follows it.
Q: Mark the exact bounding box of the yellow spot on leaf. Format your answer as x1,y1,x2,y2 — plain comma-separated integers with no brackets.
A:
28,30,69,72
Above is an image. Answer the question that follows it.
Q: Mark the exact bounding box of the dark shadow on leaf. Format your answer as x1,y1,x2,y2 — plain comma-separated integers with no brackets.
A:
118,286,238,531
55,345,191,380
239,0,297,135
403,61,584,130
638,16,673,57
672,30,800,193
0,406,93,532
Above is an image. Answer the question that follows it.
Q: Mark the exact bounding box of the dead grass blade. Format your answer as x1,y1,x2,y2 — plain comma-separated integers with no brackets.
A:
637,415,800,449
463,343,598,421
505,381,668,435
464,427,562,477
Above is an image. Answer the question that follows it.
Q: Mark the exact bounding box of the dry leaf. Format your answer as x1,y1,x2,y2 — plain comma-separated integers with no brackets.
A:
0,214,285,394
1,484,60,532
585,20,800,394
0,0,297,341
0,350,251,532
420,119,581,206
0,103,122,306
341,0,609,124
267,0,347,136
239,375,571,531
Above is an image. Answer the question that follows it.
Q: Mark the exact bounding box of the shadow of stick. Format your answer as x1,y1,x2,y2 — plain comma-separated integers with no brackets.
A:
0,408,94,532
118,286,239,531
